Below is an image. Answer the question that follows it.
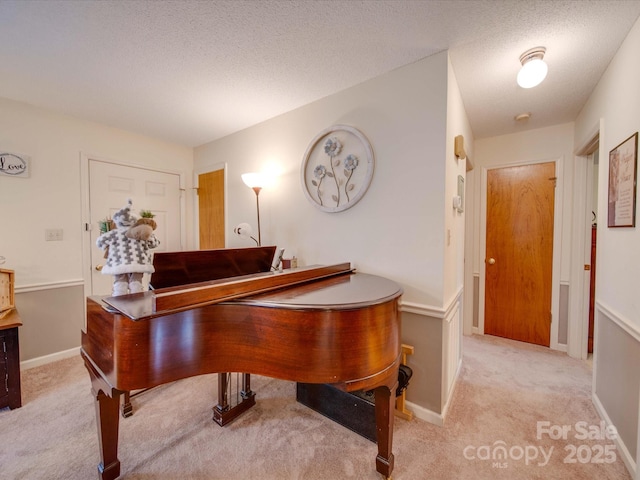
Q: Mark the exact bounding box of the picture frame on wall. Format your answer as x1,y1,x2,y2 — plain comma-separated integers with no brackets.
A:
607,132,638,228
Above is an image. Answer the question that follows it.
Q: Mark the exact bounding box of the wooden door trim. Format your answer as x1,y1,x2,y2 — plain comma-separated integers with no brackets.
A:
478,157,564,350
80,153,187,326
194,162,227,249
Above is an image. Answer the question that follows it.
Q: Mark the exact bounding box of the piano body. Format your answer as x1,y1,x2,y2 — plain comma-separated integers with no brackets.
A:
81,247,403,479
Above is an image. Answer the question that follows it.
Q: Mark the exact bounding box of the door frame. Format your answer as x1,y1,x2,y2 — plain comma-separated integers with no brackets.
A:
478,156,564,350
568,125,601,360
80,152,187,304
194,161,227,249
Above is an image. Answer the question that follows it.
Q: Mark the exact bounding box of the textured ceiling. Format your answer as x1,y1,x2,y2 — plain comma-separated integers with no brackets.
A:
1,0,639,147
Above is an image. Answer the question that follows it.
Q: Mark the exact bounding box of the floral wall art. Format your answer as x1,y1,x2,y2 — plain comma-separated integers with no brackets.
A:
301,125,374,212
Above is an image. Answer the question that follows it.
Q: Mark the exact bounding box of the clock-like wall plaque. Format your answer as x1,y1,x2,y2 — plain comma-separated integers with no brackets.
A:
301,125,374,213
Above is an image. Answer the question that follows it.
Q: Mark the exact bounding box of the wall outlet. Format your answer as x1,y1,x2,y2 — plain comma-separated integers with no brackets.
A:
45,228,63,241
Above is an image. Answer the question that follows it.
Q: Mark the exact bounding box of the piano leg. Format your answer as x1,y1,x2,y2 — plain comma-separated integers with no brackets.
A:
374,384,397,479
83,354,122,480
94,388,122,480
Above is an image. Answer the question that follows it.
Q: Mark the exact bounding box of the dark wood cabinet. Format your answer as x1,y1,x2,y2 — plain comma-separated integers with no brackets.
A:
0,309,22,410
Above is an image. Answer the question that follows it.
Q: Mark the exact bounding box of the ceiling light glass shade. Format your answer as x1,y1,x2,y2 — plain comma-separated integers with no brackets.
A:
517,58,548,88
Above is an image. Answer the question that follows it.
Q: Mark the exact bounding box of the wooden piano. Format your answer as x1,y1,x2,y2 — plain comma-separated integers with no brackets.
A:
81,247,403,479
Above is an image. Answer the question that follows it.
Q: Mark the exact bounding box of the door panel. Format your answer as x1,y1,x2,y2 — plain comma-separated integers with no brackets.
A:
89,160,182,295
485,162,555,347
198,169,225,249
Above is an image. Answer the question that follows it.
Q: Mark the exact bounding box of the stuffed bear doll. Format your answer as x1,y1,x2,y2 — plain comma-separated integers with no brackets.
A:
96,199,160,296
126,217,157,241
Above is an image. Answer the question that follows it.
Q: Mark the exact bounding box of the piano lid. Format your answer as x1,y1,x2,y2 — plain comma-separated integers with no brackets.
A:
233,272,403,310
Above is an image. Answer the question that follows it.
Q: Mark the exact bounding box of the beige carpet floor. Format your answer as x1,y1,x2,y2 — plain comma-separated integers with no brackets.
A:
0,334,632,479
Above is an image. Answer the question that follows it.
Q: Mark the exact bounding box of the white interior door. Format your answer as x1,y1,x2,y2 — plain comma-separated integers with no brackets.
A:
89,159,182,295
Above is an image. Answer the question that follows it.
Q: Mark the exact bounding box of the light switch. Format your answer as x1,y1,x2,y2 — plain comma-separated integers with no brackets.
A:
45,229,63,241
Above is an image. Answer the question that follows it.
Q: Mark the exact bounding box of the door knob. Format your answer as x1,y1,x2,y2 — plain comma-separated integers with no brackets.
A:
95,264,104,271
487,258,496,265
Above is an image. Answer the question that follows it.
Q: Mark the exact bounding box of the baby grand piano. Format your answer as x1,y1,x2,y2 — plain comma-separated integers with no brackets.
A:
81,247,403,480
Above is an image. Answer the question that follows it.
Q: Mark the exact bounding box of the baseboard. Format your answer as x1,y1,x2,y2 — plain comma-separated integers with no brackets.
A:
20,346,80,370
554,343,568,353
440,356,463,423
404,399,444,426
592,391,636,477
405,356,463,428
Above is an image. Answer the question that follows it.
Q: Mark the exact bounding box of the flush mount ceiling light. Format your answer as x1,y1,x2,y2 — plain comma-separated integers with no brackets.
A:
517,47,548,88
514,112,531,122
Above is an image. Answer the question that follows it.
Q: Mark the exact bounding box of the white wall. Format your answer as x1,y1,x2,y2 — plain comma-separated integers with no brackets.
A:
442,57,473,411
575,18,640,328
445,58,473,304
0,97,195,286
196,53,450,307
574,16,640,476
0,97,194,361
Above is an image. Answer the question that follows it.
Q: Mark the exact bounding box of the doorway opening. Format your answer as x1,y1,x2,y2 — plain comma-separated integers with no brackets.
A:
478,157,563,350
569,133,600,360
194,163,226,250
484,162,556,347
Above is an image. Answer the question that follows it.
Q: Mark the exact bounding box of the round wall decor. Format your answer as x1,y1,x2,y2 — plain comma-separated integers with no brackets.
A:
301,125,374,213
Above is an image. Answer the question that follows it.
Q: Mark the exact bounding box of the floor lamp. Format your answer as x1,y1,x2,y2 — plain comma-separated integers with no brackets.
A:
238,172,267,403
241,172,264,246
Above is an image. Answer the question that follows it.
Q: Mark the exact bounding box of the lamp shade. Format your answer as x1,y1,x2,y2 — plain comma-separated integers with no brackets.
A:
241,172,265,189
234,222,253,237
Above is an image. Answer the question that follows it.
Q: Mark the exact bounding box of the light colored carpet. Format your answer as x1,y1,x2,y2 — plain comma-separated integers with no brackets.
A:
0,334,631,479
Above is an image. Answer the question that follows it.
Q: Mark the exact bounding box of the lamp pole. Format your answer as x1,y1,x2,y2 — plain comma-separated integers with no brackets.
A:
252,186,262,246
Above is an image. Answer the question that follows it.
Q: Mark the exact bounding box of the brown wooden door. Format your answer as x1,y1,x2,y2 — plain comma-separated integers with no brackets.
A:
198,169,225,249
485,162,555,347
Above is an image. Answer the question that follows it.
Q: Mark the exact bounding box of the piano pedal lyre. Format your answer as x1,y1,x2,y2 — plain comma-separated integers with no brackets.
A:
213,372,256,426
121,388,154,418
121,391,133,418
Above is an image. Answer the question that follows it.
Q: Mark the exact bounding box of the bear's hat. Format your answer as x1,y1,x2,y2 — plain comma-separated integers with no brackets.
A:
112,199,138,227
